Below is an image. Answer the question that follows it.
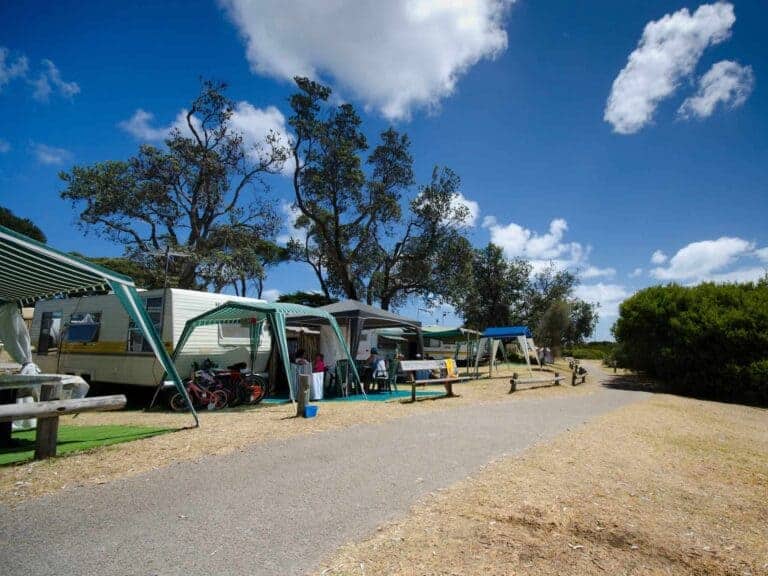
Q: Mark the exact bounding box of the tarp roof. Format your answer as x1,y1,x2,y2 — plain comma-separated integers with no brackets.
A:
319,300,421,330
482,326,532,339
422,325,481,342
0,224,196,423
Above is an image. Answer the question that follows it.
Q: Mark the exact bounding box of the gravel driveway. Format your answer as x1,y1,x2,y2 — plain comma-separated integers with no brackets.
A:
0,381,643,575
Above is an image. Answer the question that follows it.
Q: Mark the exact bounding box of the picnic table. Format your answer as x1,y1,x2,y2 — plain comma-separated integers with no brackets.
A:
0,373,124,459
398,359,472,402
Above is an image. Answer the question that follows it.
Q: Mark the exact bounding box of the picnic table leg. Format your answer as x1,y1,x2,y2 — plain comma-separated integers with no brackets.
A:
444,382,454,397
34,384,59,460
0,388,16,447
411,383,416,402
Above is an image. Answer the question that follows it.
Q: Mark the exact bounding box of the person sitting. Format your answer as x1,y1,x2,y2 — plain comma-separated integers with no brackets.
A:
312,352,326,373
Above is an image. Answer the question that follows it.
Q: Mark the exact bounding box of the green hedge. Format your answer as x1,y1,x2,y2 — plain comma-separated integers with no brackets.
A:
613,282,768,403
564,341,616,360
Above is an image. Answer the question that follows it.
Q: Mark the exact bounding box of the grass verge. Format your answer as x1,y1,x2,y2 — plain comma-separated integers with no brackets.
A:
318,393,768,576
0,425,173,466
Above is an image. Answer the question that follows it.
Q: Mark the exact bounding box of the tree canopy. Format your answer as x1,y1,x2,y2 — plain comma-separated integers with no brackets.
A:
0,206,46,243
286,77,473,309
60,80,287,296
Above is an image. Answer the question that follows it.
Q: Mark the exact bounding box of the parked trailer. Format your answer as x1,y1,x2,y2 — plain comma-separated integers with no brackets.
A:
31,289,272,388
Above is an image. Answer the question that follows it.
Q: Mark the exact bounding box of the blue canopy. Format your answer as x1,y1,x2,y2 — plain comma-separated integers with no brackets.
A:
482,326,532,338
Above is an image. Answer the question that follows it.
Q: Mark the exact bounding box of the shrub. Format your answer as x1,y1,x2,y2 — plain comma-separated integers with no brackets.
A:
612,282,768,404
564,341,616,360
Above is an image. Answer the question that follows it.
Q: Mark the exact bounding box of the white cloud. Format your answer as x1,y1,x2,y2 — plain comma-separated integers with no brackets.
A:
651,236,755,281
573,283,631,319
582,265,616,279
119,103,290,170
679,60,754,119
449,192,480,227
755,247,768,262
650,250,668,265
0,47,28,90
483,216,584,266
220,0,512,120
261,288,281,302
629,267,643,278
276,201,303,244
604,2,735,134
31,143,71,165
30,59,80,102
0,138,9,153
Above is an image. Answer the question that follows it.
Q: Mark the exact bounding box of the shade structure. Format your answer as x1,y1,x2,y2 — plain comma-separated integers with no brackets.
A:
172,301,361,401
421,325,481,343
319,300,423,358
482,326,532,339
0,224,197,425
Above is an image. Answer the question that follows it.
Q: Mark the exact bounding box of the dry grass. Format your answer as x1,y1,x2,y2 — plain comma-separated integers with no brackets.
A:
0,361,594,505
317,390,768,576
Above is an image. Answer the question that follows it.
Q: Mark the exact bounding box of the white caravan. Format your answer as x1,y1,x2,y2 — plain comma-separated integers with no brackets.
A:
31,289,271,388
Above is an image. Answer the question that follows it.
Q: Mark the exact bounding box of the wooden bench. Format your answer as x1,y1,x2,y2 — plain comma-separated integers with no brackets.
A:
0,375,126,459
508,372,564,393
398,360,472,402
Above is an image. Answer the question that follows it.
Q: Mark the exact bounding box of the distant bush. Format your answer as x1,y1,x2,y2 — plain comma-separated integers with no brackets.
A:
612,281,768,404
564,341,616,360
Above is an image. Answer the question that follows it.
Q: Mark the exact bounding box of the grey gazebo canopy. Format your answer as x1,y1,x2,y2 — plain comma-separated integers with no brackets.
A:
319,300,424,358
0,224,197,424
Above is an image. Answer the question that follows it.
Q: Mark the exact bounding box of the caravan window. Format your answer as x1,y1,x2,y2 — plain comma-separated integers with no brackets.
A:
65,312,102,343
126,297,163,353
219,322,251,343
37,310,62,354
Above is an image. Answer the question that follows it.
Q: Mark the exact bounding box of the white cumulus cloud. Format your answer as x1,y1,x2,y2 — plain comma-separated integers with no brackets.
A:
582,265,616,279
450,192,480,227
276,201,304,245
573,283,631,319
629,267,644,278
31,142,72,166
261,288,281,302
0,47,28,90
119,102,291,170
483,216,584,267
651,236,757,282
604,2,735,134
30,59,80,102
679,60,754,119
219,0,513,120
650,250,668,265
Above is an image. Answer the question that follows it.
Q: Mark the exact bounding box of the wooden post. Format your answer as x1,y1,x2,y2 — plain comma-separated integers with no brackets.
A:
508,372,518,393
554,371,560,385
411,382,416,402
297,373,311,418
571,369,577,387
35,384,60,460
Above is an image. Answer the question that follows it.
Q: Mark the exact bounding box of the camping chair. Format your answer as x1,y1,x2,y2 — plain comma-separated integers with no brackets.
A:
372,358,391,393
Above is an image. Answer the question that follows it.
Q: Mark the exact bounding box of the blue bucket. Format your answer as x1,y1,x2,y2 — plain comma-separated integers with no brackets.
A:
303,405,318,418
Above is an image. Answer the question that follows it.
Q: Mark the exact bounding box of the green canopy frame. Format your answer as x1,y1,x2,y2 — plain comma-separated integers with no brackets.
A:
0,225,197,426
171,301,361,401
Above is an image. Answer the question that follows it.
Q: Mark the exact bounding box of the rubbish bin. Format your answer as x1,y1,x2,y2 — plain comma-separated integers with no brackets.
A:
310,372,324,400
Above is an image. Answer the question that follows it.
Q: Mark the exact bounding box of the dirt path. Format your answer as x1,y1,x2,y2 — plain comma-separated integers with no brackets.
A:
0,379,642,575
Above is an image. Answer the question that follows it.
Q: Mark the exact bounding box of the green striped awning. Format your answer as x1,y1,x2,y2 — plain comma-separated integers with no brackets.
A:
0,225,134,305
0,224,198,425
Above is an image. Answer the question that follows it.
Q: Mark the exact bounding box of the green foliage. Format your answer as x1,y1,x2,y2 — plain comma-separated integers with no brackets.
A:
286,77,473,309
60,79,286,296
564,341,616,360
0,206,46,242
277,290,338,307
451,243,531,330
537,299,571,353
613,282,768,403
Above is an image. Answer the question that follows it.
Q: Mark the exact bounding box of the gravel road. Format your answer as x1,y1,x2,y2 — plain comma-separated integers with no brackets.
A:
0,382,643,575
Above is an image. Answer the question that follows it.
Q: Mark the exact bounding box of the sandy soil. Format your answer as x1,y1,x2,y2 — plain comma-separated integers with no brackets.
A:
0,361,593,504
317,386,768,576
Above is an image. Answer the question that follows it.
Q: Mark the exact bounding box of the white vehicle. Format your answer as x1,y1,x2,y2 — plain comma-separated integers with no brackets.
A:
31,288,272,388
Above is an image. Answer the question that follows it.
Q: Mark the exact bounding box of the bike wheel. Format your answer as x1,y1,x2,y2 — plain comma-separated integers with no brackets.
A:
212,389,228,410
240,375,267,404
169,392,191,412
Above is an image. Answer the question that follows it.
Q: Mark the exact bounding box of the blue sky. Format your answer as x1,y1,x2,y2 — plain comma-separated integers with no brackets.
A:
1,0,767,339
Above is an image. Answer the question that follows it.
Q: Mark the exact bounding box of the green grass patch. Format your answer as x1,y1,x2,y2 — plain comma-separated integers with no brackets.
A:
0,425,174,466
